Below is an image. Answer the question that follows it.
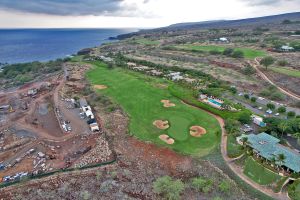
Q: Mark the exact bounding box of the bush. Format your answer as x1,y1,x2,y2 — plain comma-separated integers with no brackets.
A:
153,176,185,200
191,177,213,194
225,119,241,135
223,48,234,56
278,106,286,113
267,103,276,110
251,97,257,103
232,50,244,58
287,111,296,118
238,112,251,124
270,92,285,101
218,180,231,193
277,60,288,66
229,87,237,94
244,94,250,99
242,65,256,75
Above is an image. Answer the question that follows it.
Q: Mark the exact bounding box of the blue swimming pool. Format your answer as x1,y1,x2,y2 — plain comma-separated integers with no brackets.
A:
208,98,223,107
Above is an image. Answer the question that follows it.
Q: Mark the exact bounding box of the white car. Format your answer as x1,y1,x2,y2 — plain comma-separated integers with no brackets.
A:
275,113,280,116
258,107,263,110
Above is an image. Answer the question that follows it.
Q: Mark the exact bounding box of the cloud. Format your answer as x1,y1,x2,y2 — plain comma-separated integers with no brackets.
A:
0,0,141,16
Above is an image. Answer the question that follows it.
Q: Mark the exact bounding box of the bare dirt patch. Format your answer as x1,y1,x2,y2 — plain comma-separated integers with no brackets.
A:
153,120,169,130
189,126,207,137
94,85,108,90
159,134,175,145
161,100,176,108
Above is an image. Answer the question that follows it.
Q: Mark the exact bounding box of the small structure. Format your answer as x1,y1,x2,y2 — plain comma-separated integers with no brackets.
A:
252,115,266,127
280,45,294,52
79,98,100,132
90,123,100,132
168,72,183,81
237,133,300,173
28,88,38,96
219,37,229,42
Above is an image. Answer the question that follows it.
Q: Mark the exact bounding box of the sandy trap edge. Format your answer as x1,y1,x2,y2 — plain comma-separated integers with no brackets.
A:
159,134,175,145
94,85,108,90
153,120,170,130
190,126,207,137
161,100,176,108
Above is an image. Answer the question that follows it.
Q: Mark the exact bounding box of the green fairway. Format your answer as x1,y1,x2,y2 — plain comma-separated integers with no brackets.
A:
270,67,300,78
86,62,221,155
243,157,281,185
174,45,266,59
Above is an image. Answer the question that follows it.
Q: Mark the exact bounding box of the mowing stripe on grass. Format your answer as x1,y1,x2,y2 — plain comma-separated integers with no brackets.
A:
86,61,221,156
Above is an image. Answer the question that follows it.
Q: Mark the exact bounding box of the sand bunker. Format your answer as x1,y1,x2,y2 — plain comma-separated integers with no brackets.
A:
153,120,170,130
161,100,176,108
159,134,175,145
190,126,207,137
94,85,108,90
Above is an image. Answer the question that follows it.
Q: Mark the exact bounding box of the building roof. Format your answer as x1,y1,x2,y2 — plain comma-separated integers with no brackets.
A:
85,110,94,119
237,133,300,172
79,98,88,107
219,37,228,41
281,45,294,50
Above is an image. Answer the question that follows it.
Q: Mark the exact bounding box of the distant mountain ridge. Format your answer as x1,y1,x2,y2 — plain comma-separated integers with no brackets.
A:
166,12,300,30
115,12,300,39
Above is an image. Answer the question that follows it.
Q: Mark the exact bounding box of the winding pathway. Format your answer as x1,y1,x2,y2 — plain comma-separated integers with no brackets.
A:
181,100,289,200
249,58,300,101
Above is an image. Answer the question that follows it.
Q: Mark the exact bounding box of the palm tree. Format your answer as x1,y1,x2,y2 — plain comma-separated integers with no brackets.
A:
277,153,286,170
278,121,289,138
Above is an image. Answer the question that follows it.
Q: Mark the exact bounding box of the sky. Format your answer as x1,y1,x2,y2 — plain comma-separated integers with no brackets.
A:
0,0,299,28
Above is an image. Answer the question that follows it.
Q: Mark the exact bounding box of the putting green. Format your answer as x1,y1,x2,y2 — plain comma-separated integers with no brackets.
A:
86,61,221,155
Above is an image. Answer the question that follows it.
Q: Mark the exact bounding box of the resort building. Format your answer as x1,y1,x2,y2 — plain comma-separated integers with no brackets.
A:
237,133,300,173
280,45,295,52
219,37,229,42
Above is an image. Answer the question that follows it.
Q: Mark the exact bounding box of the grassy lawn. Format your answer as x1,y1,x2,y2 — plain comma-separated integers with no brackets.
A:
270,67,300,78
86,62,221,156
227,134,244,158
243,157,281,185
174,45,266,59
288,180,300,200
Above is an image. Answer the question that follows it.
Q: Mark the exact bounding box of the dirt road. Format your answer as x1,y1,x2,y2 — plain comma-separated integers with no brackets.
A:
250,58,300,101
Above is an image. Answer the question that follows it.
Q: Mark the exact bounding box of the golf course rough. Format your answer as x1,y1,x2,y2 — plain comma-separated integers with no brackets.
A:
87,61,221,156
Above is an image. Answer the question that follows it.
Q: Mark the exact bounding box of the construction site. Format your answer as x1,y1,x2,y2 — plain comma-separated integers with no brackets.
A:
0,63,113,184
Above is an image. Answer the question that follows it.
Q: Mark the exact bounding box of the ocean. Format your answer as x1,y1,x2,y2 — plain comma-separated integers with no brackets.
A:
0,29,136,64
